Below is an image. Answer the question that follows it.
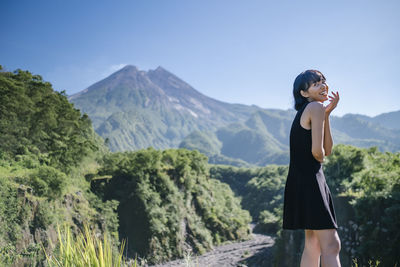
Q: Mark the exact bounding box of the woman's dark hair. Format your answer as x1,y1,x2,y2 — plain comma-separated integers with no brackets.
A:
293,70,326,111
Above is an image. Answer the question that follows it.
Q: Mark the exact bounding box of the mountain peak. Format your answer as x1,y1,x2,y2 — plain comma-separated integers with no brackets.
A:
155,66,166,71
119,65,139,73
150,66,173,76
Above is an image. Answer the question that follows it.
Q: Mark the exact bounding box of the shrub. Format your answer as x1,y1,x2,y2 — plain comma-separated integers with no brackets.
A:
29,166,66,198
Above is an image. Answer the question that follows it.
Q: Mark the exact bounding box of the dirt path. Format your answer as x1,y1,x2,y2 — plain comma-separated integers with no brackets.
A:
150,224,275,267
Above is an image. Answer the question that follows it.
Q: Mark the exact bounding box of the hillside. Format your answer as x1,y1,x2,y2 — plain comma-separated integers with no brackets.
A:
0,67,113,265
92,148,252,263
346,111,400,130
180,108,400,165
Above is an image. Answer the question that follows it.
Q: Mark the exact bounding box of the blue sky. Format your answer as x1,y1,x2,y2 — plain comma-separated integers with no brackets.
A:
1,0,399,116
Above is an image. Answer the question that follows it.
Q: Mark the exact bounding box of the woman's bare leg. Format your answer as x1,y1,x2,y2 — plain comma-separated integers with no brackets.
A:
315,229,341,267
300,229,321,267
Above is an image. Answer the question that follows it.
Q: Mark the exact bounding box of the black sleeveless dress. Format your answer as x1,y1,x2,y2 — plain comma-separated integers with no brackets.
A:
282,102,338,230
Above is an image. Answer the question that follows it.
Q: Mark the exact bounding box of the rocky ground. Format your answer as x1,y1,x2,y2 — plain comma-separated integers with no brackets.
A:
149,224,275,267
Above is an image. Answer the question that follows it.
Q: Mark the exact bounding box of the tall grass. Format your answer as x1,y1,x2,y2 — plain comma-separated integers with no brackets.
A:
183,249,199,267
44,223,131,267
352,258,381,267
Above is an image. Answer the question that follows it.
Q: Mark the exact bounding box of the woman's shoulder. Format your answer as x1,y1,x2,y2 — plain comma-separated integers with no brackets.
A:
305,101,325,114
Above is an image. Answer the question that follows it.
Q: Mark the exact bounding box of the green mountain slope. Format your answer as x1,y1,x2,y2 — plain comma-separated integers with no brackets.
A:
345,111,400,130
70,65,260,151
330,114,400,151
180,110,291,165
180,108,400,166
372,110,400,129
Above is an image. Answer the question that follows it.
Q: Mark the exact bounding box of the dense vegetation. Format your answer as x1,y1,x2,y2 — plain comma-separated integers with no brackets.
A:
210,164,287,234
0,67,102,172
92,148,252,264
326,145,400,266
0,67,119,265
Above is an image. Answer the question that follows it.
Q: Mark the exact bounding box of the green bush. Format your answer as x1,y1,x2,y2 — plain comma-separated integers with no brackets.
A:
255,210,280,234
29,166,66,198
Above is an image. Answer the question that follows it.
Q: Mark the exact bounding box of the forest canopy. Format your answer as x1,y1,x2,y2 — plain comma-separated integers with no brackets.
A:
0,68,102,172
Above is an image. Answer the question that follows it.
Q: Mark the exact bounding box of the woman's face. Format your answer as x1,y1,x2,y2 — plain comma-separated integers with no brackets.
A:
301,79,329,103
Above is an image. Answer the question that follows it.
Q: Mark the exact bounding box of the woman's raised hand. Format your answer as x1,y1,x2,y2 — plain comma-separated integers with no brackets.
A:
325,91,340,116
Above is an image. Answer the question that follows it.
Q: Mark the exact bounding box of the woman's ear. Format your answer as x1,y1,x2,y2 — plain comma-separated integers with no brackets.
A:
300,90,308,98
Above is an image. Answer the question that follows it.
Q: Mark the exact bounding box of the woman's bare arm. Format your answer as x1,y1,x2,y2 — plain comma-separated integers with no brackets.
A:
323,115,333,156
323,91,340,156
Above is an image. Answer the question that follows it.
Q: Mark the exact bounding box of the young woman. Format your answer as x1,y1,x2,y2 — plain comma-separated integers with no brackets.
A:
283,70,341,267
